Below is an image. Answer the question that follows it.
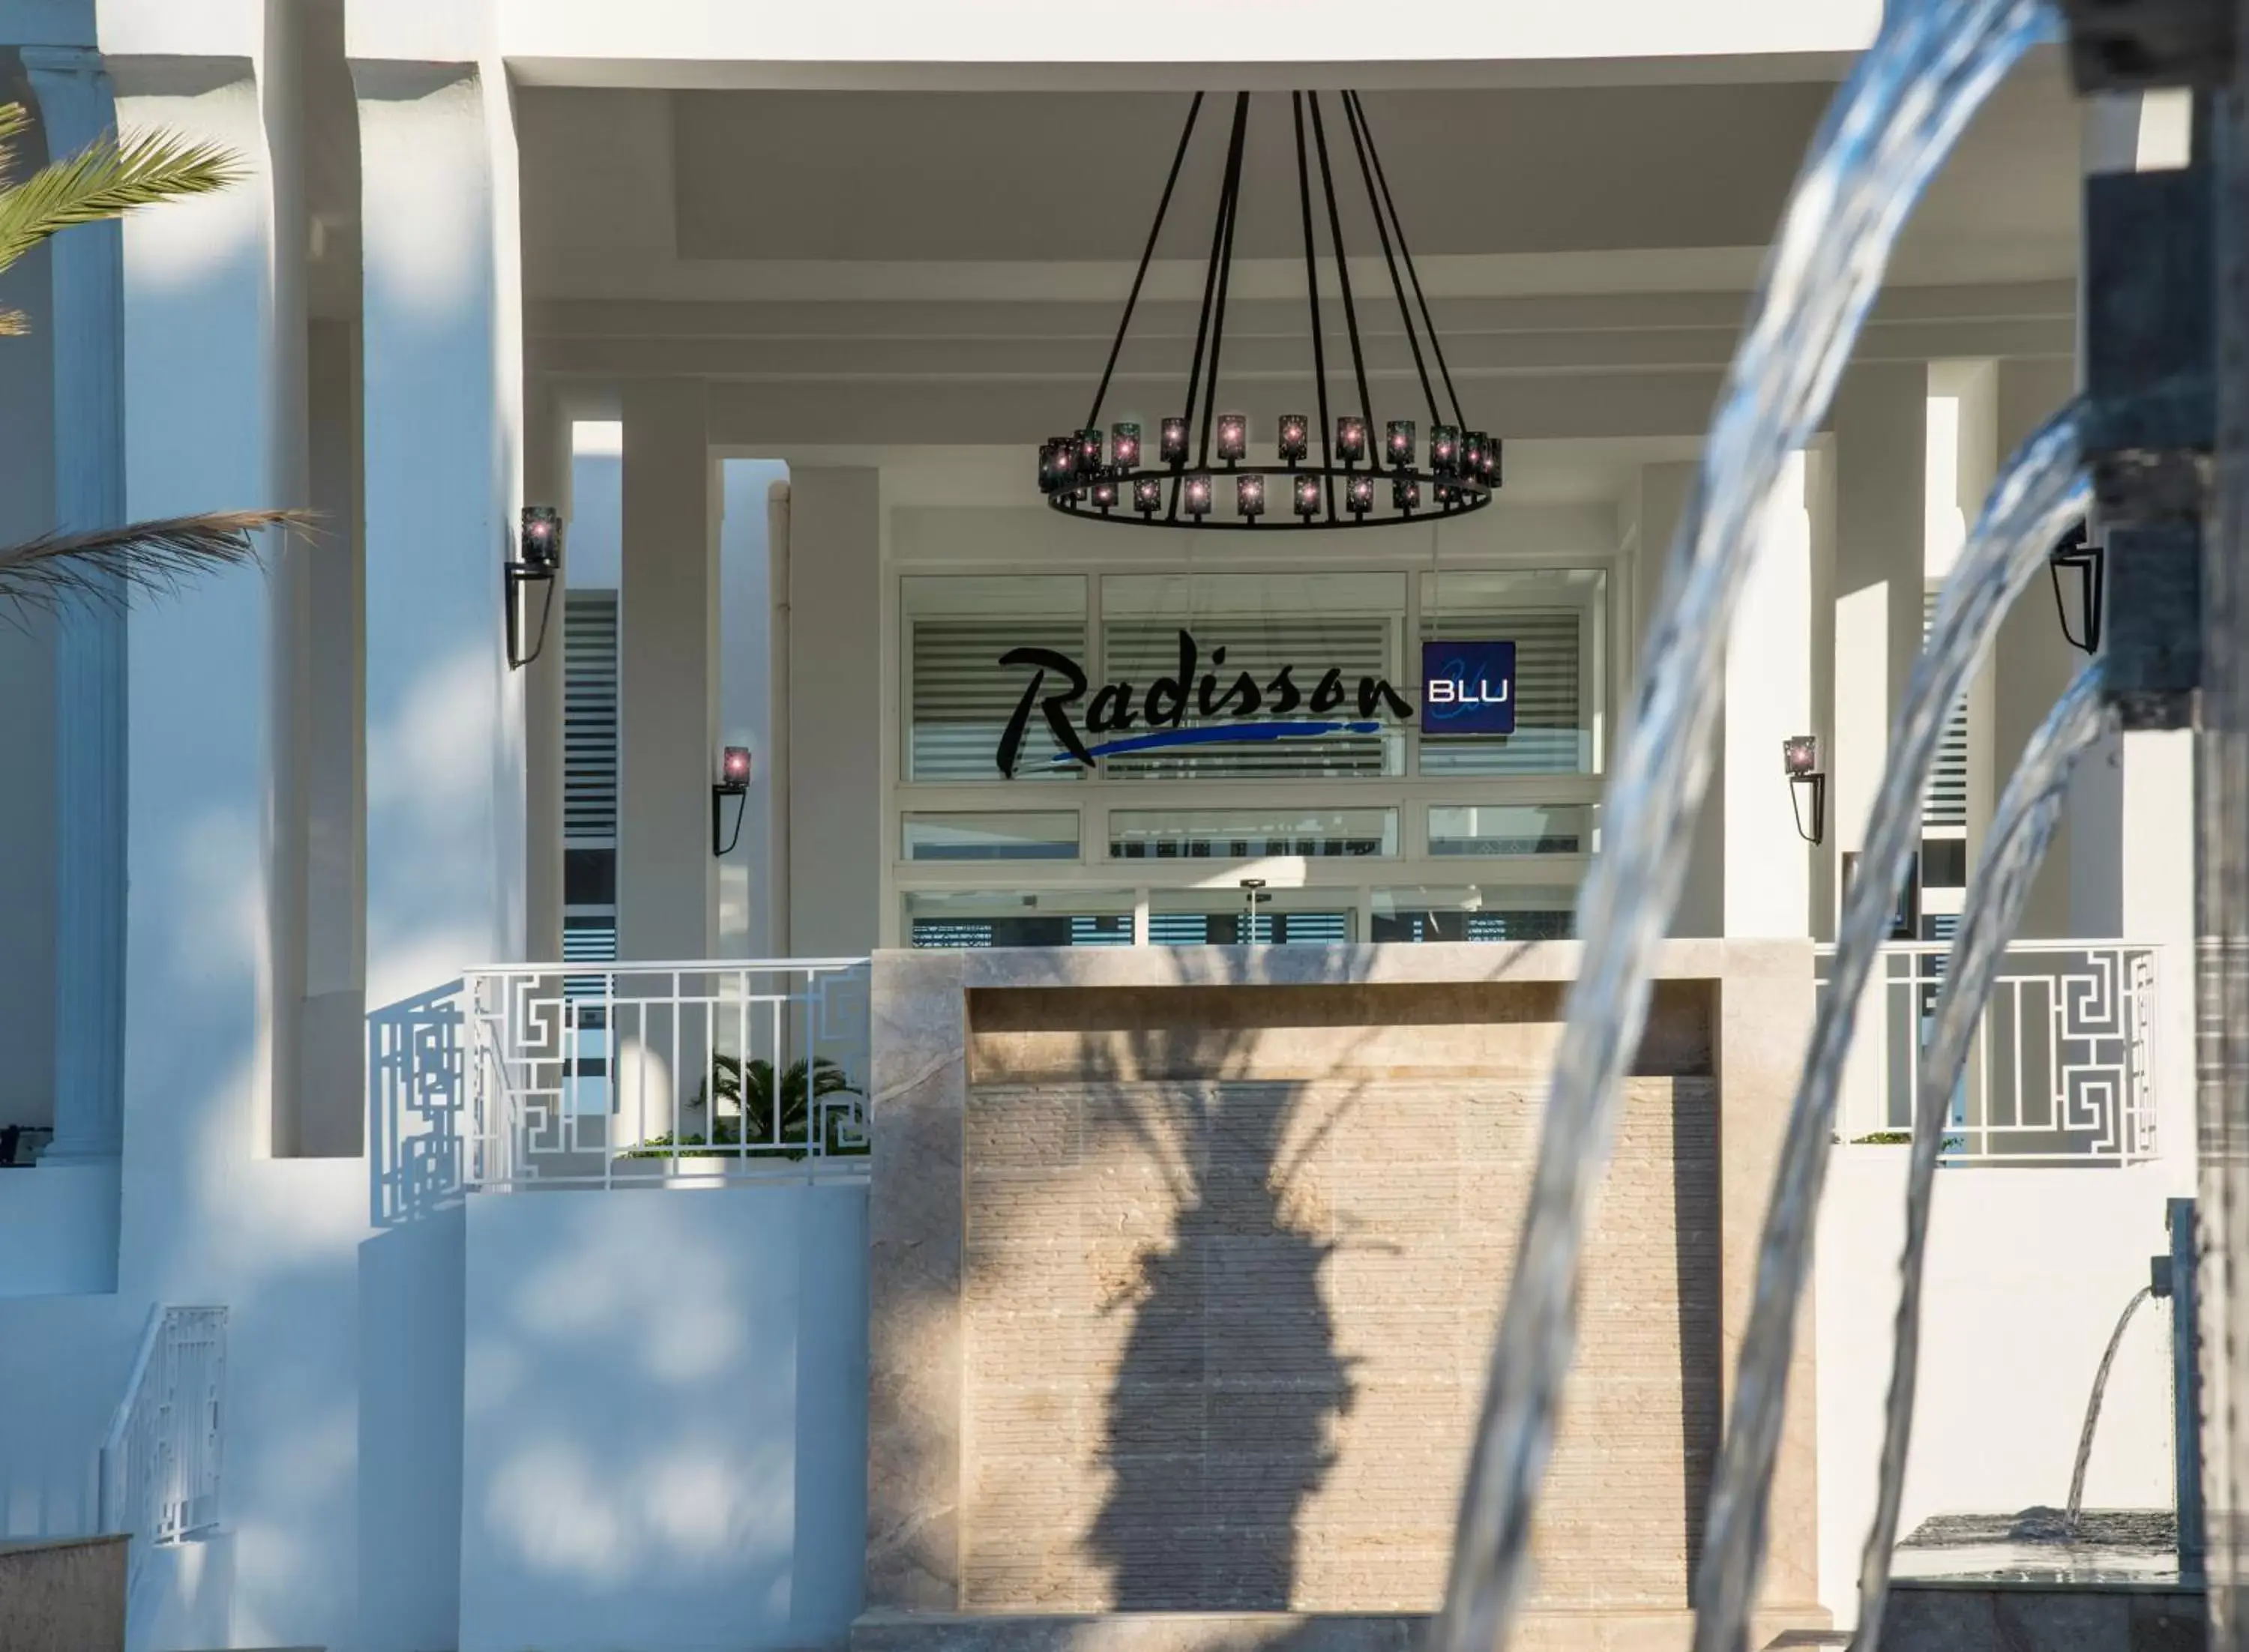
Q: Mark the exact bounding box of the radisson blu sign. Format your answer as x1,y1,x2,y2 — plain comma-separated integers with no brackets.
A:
993,630,1516,777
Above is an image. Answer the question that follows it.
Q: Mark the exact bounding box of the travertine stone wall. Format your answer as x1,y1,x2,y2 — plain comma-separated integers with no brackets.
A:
958,981,1716,1613
864,942,1823,1643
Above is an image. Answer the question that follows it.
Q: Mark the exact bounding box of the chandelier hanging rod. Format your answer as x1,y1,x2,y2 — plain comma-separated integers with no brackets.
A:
1045,88,1501,531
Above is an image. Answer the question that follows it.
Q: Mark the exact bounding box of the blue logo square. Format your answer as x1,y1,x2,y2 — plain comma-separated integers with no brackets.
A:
1421,639,1517,735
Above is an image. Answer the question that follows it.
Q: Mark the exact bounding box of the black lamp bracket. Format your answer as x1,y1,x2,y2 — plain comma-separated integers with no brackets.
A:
1788,773,1828,847
504,561,558,671
711,781,749,857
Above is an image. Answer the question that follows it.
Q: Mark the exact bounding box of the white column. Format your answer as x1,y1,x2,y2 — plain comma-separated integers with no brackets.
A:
785,468,882,958
1723,453,1816,937
1830,364,1928,911
1634,462,1723,936
524,386,568,963
26,49,125,1166
717,459,786,960
356,62,523,1010
112,58,277,1203
1649,450,1816,940
617,379,717,962
1989,357,2080,938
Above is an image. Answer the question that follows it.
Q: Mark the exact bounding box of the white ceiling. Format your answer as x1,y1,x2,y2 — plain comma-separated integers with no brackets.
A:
518,46,2081,298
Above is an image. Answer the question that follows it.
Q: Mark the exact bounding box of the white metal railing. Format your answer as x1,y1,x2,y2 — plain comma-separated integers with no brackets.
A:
1816,940,2161,1165
99,1306,226,1591
451,959,873,1191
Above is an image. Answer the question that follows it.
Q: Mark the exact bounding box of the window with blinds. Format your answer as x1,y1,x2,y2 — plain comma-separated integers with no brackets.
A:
1922,587,1970,831
905,575,1086,782
563,588,619,967
564,591,620,841
1418,569,1606,777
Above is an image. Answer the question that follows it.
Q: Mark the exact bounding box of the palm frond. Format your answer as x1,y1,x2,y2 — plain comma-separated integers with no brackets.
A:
0,509,310,614
0,126,242,276
0,103,29,192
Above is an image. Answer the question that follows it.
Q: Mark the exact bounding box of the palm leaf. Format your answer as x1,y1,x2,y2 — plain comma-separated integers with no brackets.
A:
0,103,28,193
0,124,241,277
0,509,310,614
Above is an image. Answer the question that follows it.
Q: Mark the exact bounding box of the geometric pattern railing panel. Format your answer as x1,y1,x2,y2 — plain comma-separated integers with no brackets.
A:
457,959,872,1192
1816,941,2161,1166
100,1305,227,1594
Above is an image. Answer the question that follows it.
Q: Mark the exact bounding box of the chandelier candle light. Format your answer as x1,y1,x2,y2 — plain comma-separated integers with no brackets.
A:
1038,90,1501,531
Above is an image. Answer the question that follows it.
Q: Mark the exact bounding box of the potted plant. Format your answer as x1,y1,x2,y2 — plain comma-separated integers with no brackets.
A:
621,1055,867,1172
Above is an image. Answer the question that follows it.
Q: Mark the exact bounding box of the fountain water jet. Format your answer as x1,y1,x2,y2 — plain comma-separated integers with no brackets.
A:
2069,1288,2159,1534
1846,660,2120,1652
1435,5,2062,1650
1690,406,2089,1652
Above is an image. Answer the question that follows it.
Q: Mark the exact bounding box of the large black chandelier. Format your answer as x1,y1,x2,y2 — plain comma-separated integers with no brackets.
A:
1038,90,1499,531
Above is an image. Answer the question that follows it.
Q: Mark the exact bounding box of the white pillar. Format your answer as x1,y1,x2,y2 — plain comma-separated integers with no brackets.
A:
524,387,568,963
717,459,786,960
1723,453,1816,937
26,48,125,1166
784,468,882,957
617,379,717,962
1634,462,1723,936
1989,356,2080,938
112,56,277,1212
1830,364,1928,917
356,62,523,1009
1649,450,1816,940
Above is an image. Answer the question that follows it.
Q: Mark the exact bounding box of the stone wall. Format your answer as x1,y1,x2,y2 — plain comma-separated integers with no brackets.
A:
864,943,1825,1650
960,982,1717,1613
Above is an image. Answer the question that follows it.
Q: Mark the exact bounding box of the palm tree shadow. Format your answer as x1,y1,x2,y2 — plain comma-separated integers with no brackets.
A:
1086,1076,1358,1609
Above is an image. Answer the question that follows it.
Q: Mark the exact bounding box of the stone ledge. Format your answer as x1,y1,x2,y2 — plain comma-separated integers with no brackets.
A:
852,1608,1833,1652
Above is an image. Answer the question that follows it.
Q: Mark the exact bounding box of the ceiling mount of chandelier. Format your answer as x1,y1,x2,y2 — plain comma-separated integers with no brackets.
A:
1038,89,1500,532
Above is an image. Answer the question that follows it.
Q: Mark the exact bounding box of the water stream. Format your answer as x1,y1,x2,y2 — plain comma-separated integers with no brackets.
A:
1435,5,2059,1648
1846,660,2116,1652
2068,1288,2158,1532
1690,408,2089,1652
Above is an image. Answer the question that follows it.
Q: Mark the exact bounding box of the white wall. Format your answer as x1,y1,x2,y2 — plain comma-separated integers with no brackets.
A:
1816,1151,2193,1627
458,1184,869,1652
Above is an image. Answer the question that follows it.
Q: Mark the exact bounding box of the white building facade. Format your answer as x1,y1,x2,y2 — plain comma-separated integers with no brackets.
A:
0,2,2201,1648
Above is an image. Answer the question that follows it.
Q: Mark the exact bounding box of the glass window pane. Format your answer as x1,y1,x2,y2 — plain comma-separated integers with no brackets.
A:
1099,572,1407,780
1148,888,1355,947
1418,569,1606,777
1110,807,1396,860
1371,884,1578,942
903,813,1080,862
1427,804,1595,857
904,889,1133,948
906,576,1086,782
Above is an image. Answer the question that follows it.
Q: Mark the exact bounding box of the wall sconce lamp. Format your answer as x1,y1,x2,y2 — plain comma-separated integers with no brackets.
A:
505,505,562,670
1783,734,1827,846
711,746,751,857
2049,522,2104,654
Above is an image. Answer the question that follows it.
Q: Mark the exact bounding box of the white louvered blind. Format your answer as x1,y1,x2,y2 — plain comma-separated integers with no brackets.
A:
909,617,1086,781
1418,608,1590,775
563,590,619,974
1099,616,1398,779
1922,588,1969,830
564,591,620,839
